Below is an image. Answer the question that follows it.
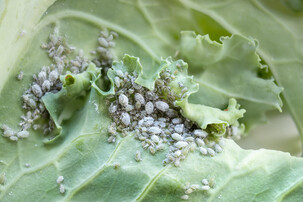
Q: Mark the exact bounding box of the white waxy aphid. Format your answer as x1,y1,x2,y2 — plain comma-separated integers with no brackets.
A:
231,126,239,136
135,101,141,109
108,124,116,134
118,94,129,107
128,88,134,94
97,46,107,53
181,195,189,200
149,146,156,155
108,41,115,47
156,144,165,150
148,127,161,135
125,105,134,112
199,147,207,155
191,184,200,190
218,139,225,147
215,144,223,153
98,37,109,47
9,136,18,141
116,70,124,78
201,179,209,185
196,138,205,146
151,135,160,143
135,93,145,105
109,104,117,114
114,77,121,88
56,176,64,184
185,188,193,194
172,118,182,124
49,70,59,83
145,102,154,114
107,136,116,143
193,129,207,138
17,130,29,138
155,101,169,112
56,45,64,56
59,184,65,194
207,148,216,156
174,158,180,167
175,141,188,148
174,124,184,133
121,112,130,126
3,128,15,137
201,185,210,191
32,84,43,97
143,117,154,126
166,109,178,118
173,150,182,157
42,80,51,92
135,150,142,162
185,137,194,142
171,133,183,141
24,163,31,168
17,71,24,81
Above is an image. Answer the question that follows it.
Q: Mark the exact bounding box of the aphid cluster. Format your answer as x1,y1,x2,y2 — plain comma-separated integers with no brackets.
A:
56,176,65,194
1,28,117,142
106,68,226,167
181,178,215,200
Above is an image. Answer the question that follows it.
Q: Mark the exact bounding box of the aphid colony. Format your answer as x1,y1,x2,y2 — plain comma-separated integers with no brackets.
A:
106,68,225,167
1,29,117,141
181,178,215,200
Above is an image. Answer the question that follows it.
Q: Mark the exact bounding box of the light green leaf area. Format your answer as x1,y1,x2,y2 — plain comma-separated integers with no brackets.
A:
180,31,282,131
180,0,303,147
0,0,301,201
42,63,101,143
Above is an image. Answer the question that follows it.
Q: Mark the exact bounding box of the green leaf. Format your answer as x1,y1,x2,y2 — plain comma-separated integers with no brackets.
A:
179,31,283,131
180,0,303,147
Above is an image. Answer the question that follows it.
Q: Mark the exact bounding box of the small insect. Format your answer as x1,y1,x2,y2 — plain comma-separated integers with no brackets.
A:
155,101,169,112
199,147,208,155
171,133,183,141
135,150,142,162
17,71,24,81
59,184,65,194
56,176,64,184
175,141,188,148
181,195,189,200
207,148,216,156
145,102,154,114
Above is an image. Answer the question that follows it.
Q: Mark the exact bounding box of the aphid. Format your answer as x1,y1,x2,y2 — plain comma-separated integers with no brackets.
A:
108,41,116,47
196,138,205,146
199,147,207,155
218,138,225,147
185,188,193,194
59,184,65,194
114,77,121,88
155,101,169,112
151,135,160,143
56,176,64,184
17,71,24,81
175,141,188,148
145,102,154,114
32,84,43,97
17,130,29,138
24,163,31,168
181,195,189,200
3,128,15,137
201,179,209,185
118,94,129,107
201,185,210,191
135,150,142,162
207,148,216,156
171,133,183,141
215,144,223,153
149,146,156,155
97,46,107,53
107,136,116,143
185,137,194,142
49,70,59,83
9,136,18,141
173,150,182,157
108,104,117,114
115,70,124,78
172,118,182,124
135,93,145,105
128,88,134,94
42,80,51,92
148,127,161,135
0,173,6,185
174,158,180,167
125,105,134,112
193,129,207,138
174,124,184,133
191,184,200,190
98,37,109,47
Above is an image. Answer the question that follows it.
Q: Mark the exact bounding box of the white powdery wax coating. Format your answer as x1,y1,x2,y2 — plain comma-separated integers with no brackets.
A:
145,102,154,114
